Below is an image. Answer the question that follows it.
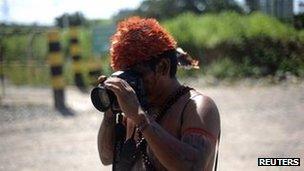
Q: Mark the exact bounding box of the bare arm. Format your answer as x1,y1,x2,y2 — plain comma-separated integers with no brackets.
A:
97,110,115,165
102,78,220,170
141,121,214,171
140,95,220,171
96,75,116,165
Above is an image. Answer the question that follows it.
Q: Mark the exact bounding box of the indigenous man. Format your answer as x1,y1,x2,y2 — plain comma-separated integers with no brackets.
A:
97,17,220,171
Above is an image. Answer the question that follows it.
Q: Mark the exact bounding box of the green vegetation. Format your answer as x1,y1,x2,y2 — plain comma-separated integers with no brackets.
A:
1,12,303,86
164,12,304,78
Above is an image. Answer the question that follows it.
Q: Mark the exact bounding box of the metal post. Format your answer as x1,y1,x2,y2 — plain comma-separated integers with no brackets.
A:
47,29,73,116
69,26,86,92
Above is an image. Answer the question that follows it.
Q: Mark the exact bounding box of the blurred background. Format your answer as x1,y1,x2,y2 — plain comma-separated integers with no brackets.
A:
0,0,303,170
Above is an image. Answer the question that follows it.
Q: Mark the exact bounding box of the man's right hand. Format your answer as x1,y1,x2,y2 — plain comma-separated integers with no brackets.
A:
97,75,115,165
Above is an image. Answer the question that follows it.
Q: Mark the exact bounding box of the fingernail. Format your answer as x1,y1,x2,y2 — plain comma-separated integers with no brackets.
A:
104,83,111,88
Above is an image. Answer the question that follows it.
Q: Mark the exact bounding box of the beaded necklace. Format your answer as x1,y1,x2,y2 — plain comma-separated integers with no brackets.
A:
138,85,193,170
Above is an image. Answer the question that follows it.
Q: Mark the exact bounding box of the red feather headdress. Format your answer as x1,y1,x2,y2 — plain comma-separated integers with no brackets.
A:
110,17,199,71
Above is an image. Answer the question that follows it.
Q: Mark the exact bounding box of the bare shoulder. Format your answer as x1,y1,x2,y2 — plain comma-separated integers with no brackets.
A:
181,90,220,140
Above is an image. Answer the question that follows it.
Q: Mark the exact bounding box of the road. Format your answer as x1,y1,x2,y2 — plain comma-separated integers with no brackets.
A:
0,80,303,171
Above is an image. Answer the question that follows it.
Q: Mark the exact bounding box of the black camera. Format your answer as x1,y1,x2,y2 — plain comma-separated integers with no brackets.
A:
90,70,148,113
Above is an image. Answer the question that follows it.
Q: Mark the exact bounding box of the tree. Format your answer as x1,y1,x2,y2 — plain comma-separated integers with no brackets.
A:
245,0,259,12
55,12,87,28
294,13,304,30
113,0,244,21
113,9,136,22
207,0,244,14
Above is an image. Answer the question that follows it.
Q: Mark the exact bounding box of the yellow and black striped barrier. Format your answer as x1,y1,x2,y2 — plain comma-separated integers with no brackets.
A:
47,29,72,115
69,26,86,91
87,57,102,86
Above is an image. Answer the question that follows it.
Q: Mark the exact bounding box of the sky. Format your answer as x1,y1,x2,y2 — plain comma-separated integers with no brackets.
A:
0,0,143,25
0,0,303,25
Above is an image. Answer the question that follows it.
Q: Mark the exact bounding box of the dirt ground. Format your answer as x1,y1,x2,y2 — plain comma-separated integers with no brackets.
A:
0,80,303,171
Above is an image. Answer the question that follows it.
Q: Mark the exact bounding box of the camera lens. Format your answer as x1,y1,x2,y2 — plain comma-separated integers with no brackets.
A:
91,86,111,112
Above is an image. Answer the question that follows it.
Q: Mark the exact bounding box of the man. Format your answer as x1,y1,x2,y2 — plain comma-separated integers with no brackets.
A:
97,17,220,171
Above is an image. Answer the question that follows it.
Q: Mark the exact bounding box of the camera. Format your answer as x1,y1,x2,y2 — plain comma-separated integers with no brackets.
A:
90,70,148,113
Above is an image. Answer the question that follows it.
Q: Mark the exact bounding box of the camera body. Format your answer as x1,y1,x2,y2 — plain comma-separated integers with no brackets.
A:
91,70,148,113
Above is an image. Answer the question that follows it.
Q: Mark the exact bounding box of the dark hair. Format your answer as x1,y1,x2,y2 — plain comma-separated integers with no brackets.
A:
146,49,177,78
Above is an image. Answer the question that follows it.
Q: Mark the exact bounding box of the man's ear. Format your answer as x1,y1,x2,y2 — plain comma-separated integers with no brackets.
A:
156,58,170,76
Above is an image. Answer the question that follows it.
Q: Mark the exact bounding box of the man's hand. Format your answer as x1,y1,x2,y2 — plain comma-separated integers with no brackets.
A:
97,75,114,118
104,77,144,123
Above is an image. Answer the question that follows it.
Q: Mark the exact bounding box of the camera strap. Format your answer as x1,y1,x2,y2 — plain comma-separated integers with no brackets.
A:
112,113,127,171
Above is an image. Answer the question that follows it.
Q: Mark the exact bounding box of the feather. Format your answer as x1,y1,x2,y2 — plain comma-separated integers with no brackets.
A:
176,48,200,70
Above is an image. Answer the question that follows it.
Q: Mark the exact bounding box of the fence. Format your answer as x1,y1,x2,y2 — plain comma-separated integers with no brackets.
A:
0,26,106,115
